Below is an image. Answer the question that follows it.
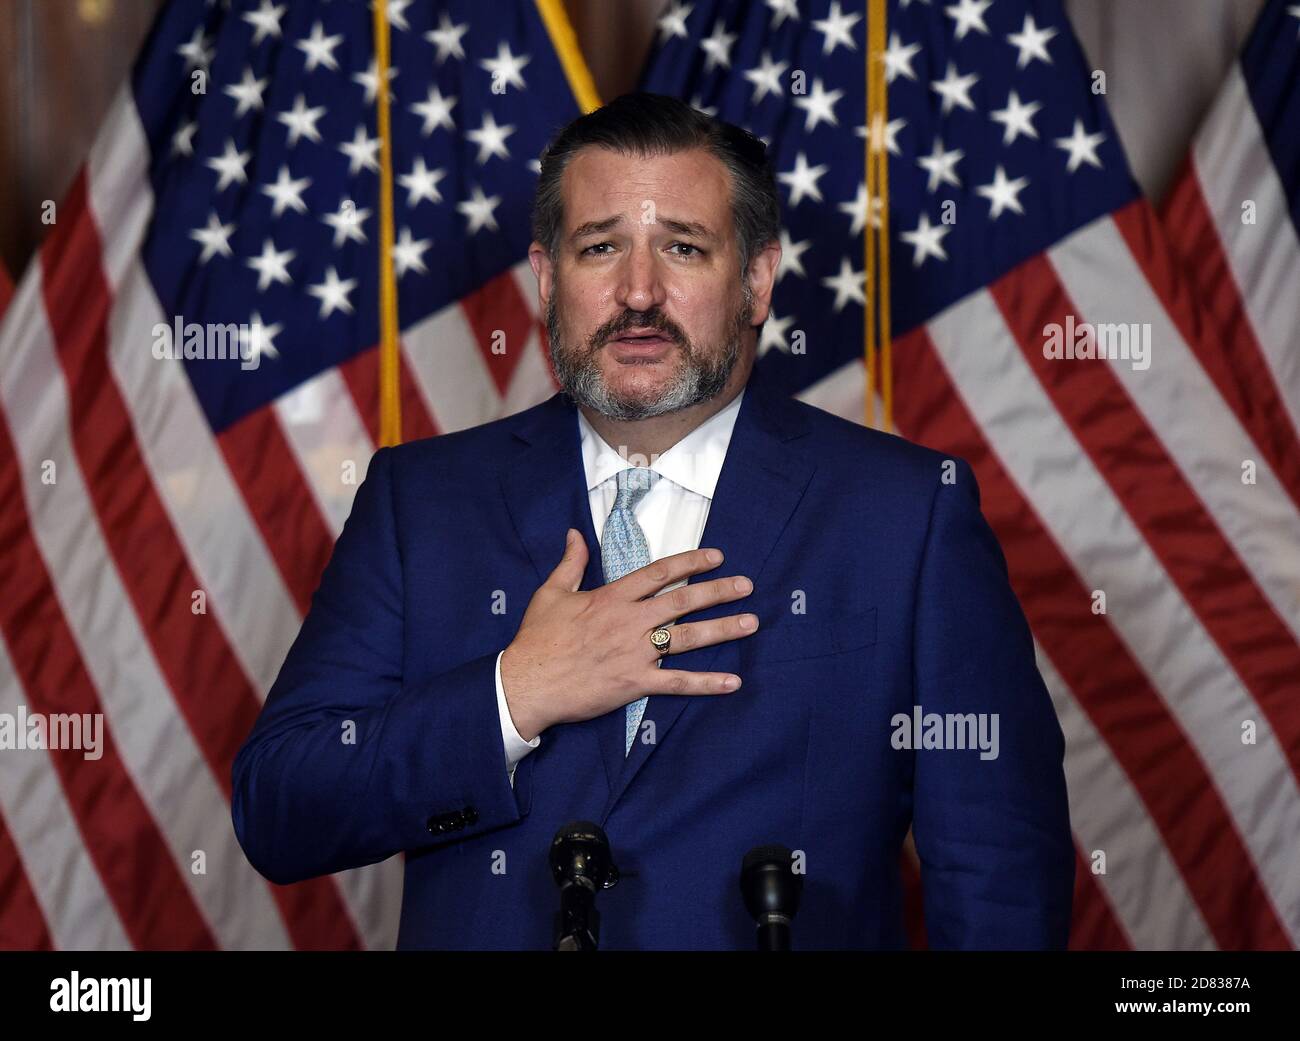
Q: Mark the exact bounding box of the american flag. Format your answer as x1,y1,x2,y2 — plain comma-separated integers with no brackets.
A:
640,0,1300,949
1,0,1297,952
0,0,587,949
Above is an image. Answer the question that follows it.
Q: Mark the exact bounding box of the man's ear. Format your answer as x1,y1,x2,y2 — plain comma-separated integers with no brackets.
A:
528,241,553,313
746,239,782,326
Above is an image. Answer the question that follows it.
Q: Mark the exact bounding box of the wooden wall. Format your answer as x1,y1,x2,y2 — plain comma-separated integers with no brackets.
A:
0,0,660,279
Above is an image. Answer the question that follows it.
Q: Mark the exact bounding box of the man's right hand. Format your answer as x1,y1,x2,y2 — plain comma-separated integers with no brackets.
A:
499,528,759,741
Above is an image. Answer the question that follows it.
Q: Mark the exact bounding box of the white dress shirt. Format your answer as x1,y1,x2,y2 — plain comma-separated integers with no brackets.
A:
494,387,746,785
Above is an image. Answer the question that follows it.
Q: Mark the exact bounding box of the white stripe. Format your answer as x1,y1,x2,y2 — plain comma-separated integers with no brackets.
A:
0,268,293,949
274,369,373,537
1050,218,1300,645
1191,64,1300,437
1034,647,1215,950
402,297,505,434
927,285,1300,944
795,356,889,431
0,636,132,949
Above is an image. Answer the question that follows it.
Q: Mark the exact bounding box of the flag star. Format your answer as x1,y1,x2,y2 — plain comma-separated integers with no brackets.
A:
466,111,515,164
975,165,1030,218
479,41,531,92
261,165,312,217
296,21,344,73
812,1,861,56
700,19,738,71
917,137,964,192
793,77,844,132
171,119,198,157
246,238,295,291
322,198,371,247
527,158,542,175
354,59,398,104
339,125,382,175
860,114,907,156
778,152,830,206
205,139,250,191
241,312,282,364
930,61,979,115
776,228,811,282
743,51,788,104
989,90,1042,145
377,0,414,32
224,67,268,118
883,32,922,83
242,0,286,46
900,213,951,266
189,212,235,263
307,266,358,319
392,227,432,277
945,0,993,40
766,0,801,29
839,182,882,235
398,157,446,207
1055,119,1106,173
176,27,213,70
457,185,502,235
278,94,327,147
657,1,693,43
410,85,457,136
425,11,470,64
758,309,796,356
1007,13,1058,68
821,257,866,312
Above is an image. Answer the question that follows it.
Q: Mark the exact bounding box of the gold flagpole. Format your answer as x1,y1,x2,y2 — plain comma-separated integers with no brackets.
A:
865,0,892,432
373,0,402,446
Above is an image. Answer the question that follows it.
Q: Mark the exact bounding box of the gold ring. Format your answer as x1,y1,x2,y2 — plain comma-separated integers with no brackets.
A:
649,627,672,656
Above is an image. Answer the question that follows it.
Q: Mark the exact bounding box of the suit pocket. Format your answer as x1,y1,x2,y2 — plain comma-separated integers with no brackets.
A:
740,607,877,665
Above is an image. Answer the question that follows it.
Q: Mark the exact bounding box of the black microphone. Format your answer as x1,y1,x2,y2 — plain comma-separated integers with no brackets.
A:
740,844,803,951
549,821,620,951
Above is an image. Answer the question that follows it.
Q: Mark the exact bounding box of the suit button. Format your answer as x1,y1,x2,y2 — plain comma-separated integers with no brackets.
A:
463,806,478,826
426,812,462,834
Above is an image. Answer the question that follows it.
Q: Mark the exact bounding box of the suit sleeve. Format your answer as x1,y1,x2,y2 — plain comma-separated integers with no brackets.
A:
231,446,528,886
909,457,1075,949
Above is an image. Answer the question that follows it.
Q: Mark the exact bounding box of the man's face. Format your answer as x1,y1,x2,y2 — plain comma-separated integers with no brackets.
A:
532,147,765,421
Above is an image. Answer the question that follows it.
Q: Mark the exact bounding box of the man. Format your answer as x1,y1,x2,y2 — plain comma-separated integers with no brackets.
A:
232,92,1074,950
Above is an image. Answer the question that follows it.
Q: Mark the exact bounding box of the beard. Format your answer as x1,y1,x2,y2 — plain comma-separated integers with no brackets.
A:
547,278,754,421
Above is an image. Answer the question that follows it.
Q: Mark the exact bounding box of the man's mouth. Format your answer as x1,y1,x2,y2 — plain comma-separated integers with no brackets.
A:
611,328,674,348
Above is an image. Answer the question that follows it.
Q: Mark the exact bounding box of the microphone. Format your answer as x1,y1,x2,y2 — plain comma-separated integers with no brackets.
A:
549,821,620,951
740,844,802,951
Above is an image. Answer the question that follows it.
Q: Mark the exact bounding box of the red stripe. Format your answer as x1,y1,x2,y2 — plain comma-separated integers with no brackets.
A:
1133,189,1300,513
0,409,216,949
992,254,1300,786
892,325,1291,950
461,270,536,396
338,345,440,445
0,811,55,950
0,267,12,318
43,171,362,950
219,406,336,614
1069,847,1131,950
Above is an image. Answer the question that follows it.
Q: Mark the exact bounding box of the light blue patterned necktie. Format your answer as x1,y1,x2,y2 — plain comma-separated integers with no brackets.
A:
601,466,661,755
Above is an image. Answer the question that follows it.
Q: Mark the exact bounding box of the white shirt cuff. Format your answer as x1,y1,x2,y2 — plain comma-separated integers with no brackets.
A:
496,649,540,786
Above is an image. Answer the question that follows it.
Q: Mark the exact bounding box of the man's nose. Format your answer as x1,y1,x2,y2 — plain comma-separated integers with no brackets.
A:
615,241,668,313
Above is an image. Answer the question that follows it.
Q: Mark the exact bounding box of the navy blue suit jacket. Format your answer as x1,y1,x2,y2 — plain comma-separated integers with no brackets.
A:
232,367,1074,949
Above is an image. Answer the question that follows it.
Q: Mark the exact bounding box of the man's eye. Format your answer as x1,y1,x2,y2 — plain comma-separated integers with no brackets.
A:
582,243,613,255
670,243,700,257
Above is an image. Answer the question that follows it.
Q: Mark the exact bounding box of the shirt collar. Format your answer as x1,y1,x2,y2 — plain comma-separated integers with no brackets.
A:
578,386,745,500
